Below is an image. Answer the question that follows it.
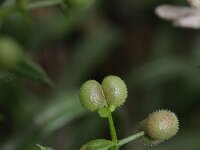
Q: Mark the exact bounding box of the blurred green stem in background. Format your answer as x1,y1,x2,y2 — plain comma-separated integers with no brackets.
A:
27,0,63,9
0,0,64,20
15,0,26,10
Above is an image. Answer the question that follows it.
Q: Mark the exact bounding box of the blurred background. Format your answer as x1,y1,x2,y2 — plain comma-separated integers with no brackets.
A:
0,0,200,150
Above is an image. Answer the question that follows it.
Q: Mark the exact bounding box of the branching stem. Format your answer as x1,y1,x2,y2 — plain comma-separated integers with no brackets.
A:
118,131,145,147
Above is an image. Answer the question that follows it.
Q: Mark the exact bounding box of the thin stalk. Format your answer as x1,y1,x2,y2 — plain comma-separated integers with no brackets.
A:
27,0,63,10
108,112,118,150
0,0,64,19
15,0,25,11
108,112,118,143
15,0,32,22
118,131,145,147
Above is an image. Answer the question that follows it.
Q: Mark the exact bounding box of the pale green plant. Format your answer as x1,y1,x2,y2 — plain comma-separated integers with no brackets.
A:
78,75,179,150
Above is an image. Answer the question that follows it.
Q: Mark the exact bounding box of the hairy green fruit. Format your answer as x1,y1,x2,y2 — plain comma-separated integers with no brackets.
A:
138,110,179,146
101,75,128,108
0,37,24,70
137,119,163,146
79,80,107,111
146,110,179,140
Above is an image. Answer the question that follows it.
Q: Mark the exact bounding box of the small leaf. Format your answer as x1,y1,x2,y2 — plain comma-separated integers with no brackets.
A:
98,107,109,118
0,70,15,84
14,58,54,86
37,144,54,150
80,139,115,150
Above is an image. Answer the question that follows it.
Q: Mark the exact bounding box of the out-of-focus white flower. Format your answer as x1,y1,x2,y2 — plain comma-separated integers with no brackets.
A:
187,0,200,8
155,4,200,29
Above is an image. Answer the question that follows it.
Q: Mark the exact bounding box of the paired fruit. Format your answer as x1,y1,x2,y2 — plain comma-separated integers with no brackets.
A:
79,76,128,112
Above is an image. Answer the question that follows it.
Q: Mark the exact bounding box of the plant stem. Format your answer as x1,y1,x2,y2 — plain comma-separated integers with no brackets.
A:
15,0,24,9
0,0,64,19
15,0,32,22
108,112,118,143
118,131,145,147
108,112,118,150
27,0,63,10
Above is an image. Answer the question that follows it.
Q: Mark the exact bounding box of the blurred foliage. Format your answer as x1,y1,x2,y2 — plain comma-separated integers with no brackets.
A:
0,0,200,150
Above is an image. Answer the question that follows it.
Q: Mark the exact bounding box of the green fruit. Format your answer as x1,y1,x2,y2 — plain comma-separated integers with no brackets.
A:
0,37,24,70
79,80,107,111
146,110,179,140
137,119,163,146
138,110,179,146
68,0,94,8
101,75,128,108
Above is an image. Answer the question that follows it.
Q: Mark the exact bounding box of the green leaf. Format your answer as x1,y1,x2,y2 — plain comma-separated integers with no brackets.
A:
34,91,85,136
14,58,53,86
80,139,115,150
0,70,15,84
37,144,54,150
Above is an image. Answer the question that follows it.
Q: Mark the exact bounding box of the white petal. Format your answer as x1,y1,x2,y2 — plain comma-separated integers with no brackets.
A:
173,14,200,29
187,0,200,8
155,4,196,20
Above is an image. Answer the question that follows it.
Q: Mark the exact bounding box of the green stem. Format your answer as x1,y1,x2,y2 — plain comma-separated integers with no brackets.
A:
15,0,26,12
27,0,63,10
108,112,118,143
15,0,32,22
118,131,145,147
15,0,23,7
0,0,64,19
108,112,118,150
